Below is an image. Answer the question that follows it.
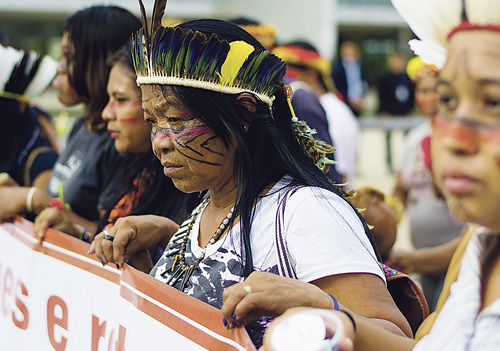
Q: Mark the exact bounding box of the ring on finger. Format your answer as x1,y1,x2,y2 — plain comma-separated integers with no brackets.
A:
243,285,253,294
103,234,114,241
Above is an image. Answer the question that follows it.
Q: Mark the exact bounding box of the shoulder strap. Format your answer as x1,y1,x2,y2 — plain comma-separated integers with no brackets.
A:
275,186,301,279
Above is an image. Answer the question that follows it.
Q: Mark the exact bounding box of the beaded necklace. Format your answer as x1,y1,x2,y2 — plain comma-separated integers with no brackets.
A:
162,196,235,290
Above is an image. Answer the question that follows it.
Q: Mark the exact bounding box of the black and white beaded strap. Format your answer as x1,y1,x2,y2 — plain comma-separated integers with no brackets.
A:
275,186,301,279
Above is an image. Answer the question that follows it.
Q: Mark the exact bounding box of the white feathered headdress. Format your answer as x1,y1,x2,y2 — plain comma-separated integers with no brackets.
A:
392,0,500,68
0,44,57,101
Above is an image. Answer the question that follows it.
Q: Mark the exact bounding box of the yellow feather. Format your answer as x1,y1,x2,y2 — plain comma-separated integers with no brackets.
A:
219,41,254,86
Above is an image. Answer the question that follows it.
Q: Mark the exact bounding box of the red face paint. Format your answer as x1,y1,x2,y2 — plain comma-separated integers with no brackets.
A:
152,125,213,142
433,114,500,147
107,99,142,110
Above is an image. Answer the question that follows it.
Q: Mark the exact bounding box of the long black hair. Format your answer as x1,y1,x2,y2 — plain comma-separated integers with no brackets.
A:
169,19,381,275
99,46,186,231
66,6,141,132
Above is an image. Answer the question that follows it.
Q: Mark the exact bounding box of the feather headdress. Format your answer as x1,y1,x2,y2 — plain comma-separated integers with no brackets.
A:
0,44,57,101
132,0,286,106
392,0,500,68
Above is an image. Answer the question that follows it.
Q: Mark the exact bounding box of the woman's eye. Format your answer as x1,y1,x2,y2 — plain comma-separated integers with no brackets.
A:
439,94,458,110
484,96,500,112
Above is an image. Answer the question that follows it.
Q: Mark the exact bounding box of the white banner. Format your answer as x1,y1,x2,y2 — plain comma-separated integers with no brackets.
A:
0,218,255,351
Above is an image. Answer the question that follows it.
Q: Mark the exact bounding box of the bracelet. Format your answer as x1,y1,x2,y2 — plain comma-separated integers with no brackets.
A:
49,198,65,210
338,309,357,332
26,187,37,213
73,224,91,243
328,294,340,311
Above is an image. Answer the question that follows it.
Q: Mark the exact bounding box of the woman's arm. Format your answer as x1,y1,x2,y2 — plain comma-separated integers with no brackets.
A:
0,186,53,220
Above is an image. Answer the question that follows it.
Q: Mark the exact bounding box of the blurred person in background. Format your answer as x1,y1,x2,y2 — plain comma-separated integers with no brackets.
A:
376,52,415,172
34,45,186,266
0,44,59,191
391,57,464,311
233,19,341,183
273,41,360,185
0,6,140,238
331,40,368,117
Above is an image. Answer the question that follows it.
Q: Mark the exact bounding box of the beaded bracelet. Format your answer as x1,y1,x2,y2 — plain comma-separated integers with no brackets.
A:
328,294,340,311
73,224,90,243
338,309,357,332
49,198,65,210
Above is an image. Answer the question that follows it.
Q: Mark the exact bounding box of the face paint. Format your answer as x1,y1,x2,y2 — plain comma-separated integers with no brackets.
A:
103,63,151,154
433,114,500,147
431,30,500,231
141,84,238,193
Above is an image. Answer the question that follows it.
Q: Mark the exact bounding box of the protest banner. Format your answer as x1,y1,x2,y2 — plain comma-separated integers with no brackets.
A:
0,217,255,350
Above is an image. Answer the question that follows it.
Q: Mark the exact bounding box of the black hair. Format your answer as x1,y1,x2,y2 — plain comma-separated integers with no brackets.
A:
66,6,141,132
99,45,187,230
167,19,381,275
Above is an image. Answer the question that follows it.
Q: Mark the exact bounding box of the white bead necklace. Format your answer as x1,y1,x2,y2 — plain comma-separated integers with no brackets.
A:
163,196,235,290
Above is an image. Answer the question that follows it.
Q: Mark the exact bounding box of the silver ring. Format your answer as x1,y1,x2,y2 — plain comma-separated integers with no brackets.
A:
103,234,114,241
243,285,253,294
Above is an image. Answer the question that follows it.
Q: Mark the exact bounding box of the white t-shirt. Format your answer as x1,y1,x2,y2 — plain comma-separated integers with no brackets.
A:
413,227,500,351
319,92,360,185
150,177,383,346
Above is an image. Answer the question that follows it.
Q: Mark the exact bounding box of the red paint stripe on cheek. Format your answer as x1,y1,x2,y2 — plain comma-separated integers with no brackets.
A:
119,116,141,123
433,116,477,149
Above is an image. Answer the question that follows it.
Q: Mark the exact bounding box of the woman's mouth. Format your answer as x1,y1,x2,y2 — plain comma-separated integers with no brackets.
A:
442,175,480,196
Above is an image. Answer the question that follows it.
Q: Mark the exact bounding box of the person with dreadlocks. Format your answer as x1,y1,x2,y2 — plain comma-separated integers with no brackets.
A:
262,0,500,349
90,0,412,347
0,6,140,237
0,43,59,190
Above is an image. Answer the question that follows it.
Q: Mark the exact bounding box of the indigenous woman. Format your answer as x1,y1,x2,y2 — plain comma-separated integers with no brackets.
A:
391,56,464,311
263,0,500,349
34,46,186,267
0,44,59,189
0,6,141,237
91,1,411,347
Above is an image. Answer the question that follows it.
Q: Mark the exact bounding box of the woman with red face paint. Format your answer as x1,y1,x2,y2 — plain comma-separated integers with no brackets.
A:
34,46,186,267
262,0,500,350
391,56,464,311
89,2,414,347
0,6,141,239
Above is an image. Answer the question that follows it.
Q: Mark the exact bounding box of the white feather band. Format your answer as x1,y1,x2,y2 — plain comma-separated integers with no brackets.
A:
392,0,500,68
136,76,275,106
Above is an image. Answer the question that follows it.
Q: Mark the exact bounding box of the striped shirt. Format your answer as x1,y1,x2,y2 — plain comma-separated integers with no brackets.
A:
413,227,500,351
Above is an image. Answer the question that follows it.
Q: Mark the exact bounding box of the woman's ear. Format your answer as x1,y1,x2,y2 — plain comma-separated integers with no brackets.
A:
236,93,256,132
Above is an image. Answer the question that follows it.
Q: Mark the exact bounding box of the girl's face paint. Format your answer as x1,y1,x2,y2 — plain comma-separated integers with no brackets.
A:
52,32,82,106
141,84,237,194
415,74,439,118
431,30,500,230
102,63,151,154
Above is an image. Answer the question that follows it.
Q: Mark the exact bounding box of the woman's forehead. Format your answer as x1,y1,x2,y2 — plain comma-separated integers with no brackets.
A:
442,31,500,80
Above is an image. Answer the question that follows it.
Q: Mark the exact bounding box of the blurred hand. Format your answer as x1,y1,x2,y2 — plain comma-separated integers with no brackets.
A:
221,272,333,328
34,207,77,243
260,307,355,351
0,173,18,187
89,214,179,270
386,249,415,273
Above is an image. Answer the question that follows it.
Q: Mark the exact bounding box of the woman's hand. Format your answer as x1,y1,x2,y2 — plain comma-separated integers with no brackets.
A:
89,214,179,269
34,207,78,242
0,172,18,187
221,272,333,328
260,307,355,351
